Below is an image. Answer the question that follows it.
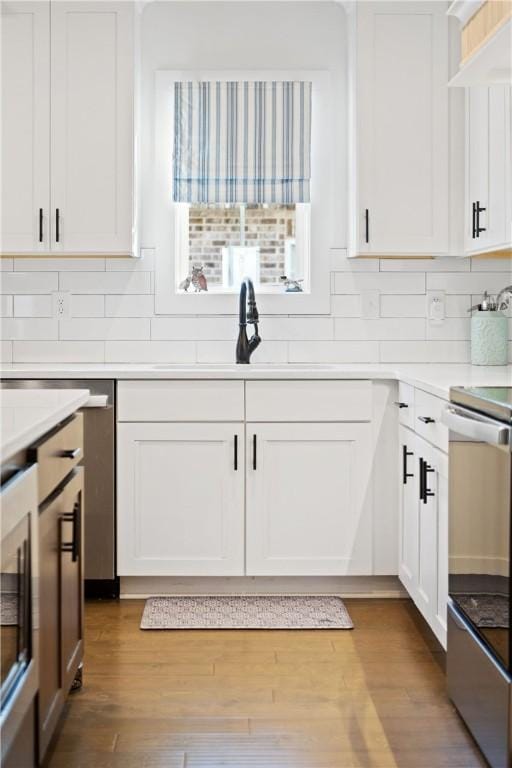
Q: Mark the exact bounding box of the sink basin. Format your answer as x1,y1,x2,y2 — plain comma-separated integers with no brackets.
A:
152,363,337,371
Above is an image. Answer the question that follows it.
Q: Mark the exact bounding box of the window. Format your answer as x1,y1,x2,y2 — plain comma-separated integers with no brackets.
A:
155,71,331,315
176,203,310,293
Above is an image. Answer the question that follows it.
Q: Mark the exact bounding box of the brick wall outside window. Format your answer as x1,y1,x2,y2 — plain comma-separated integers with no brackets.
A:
188,204,296,285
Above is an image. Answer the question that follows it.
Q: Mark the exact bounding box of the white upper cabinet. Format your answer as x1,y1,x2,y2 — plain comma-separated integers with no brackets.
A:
0,1,134,256
465,84,511,255
1,1,50,253
349,2,450,257
50,2,134,254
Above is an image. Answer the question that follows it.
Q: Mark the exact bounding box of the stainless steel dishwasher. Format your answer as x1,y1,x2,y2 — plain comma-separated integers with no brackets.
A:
0,380,117,597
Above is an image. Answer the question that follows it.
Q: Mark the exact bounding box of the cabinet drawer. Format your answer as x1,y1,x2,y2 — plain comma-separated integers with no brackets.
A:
414,389,448,452
117,380,244,422
246,380,372,422
396,382,415,428
29,413,83,503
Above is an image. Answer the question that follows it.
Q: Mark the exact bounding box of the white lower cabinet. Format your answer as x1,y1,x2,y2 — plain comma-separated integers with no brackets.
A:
399,422,448,648
246,422,373,576
398,426,419,598
117,422,245,576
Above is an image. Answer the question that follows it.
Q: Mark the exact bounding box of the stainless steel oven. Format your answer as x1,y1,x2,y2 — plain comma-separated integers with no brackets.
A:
0,463,38,763
443,387,512,768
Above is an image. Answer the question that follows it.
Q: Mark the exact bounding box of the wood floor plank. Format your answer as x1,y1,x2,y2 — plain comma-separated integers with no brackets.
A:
46,598,486,768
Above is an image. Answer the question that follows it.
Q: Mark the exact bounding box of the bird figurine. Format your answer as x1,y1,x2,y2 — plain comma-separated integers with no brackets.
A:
191,265,208,292
179,275,191,292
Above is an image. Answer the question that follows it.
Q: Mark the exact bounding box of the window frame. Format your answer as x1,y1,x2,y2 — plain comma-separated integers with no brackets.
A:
154,69,331,315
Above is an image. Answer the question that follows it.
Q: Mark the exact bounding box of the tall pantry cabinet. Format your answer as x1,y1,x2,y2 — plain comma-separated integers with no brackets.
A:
0,1,135,256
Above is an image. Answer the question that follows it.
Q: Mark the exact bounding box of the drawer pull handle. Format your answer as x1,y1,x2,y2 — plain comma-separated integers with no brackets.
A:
418,416,435,424
394,401,408,409
253,434,257,471
402,445,413,484
60,501,80,562
234,434,238,471
60,447,81,460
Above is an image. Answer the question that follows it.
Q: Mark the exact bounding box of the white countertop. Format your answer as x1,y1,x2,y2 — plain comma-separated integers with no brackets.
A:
1,388,90,462
1,362,511,399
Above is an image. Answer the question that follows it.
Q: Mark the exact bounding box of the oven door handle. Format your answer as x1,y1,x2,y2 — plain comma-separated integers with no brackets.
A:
441,406,511,446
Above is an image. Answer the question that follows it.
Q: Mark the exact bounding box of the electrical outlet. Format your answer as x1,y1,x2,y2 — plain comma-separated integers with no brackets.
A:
361,290,380,319
427,290,445,325
52,292,71,318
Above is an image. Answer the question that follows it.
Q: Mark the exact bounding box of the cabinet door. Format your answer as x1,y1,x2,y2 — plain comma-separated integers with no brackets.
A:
466,85,511,254
398,426,419,598
0,1,50,253
415,437,448,648
246,423,373,576
117,423,245,576
38,468,84,762
38,482,65,761
60,469,84,694
50,2,133,254
356,2,448,255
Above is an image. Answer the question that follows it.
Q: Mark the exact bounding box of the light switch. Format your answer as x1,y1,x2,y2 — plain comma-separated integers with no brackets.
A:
427,290,445,325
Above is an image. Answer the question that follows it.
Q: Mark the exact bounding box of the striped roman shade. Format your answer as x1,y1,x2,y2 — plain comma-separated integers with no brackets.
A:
173,81,312,204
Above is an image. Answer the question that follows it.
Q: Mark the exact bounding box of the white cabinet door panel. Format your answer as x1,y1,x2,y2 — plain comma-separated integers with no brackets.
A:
50,2,133,254
466,85,511,254
356,2,448,255
1,1,50,253
118,423,244,576
398,426,419,598
246,422,373,576
414,435,448,648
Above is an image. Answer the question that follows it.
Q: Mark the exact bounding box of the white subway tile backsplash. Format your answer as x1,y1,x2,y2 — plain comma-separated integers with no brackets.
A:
471,257,512,272
152,316,237,341
334,318,425,341
60,272,151,294
1,341,13,362
263,317,334,341
446,295,471,317
1,273,58,294
197,340,288,363
289,340,379,363
71,295,105,318
60,318,150,341
334,272,425,295
330,295,362,317
1,254,509,365
1,296,13,317
14,258,105,272
2,318,58,340
330,251,379,272
380,340,471,363
380,294,426,318
427,273,511,294
380,257,470,272
427,318,470,340
106,251,155,271
13,295,53,317
106,295,154,317
105,340,195,363
13,341,104,363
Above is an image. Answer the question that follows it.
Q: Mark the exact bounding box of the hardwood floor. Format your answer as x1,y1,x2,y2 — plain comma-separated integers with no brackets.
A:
46,598,486,768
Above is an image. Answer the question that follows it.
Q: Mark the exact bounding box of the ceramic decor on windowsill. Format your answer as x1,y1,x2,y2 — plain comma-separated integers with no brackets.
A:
469,288,511,366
